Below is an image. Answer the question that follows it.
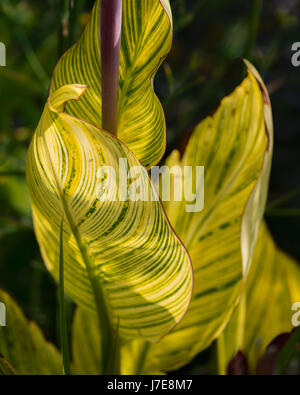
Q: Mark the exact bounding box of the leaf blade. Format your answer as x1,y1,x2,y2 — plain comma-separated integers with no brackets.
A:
51,0,173,169
138,62,273,371
26,84,193,343
0,290,62,375
223,223,300,370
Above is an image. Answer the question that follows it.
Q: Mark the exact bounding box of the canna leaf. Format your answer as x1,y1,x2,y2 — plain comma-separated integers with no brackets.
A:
26,84,193,342
222,222,300,371
130,62,273,372
51,0,172,169
72,306,164,375
72,306,101,375
0,289,61,375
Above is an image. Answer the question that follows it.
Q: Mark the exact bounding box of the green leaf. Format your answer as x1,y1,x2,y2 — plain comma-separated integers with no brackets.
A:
131,61,273,372
0,290,61,375
276,327,300,374
222,222,300,371
51,0,172,169
26,84,193,343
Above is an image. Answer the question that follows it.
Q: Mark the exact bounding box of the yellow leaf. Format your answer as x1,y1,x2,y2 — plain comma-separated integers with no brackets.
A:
26,84,193,342
132,62,273,372
222,222,300,371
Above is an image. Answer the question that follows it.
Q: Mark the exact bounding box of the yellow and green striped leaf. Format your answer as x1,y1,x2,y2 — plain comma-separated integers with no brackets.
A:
222,222,300,371
26,84,193,342
129,62,273,372
0,289,61,375
51,0,172,169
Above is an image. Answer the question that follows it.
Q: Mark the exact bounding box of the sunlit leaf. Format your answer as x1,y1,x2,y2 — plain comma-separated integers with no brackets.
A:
0,290,61,375
129,62,273,372
26,84,193,342
51,0,172,169
222,222,300,371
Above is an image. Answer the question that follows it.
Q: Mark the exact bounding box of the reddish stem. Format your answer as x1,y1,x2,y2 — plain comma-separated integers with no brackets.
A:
101,0,122,136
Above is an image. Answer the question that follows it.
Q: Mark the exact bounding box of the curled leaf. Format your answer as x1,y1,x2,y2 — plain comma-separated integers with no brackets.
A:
26,84,193,342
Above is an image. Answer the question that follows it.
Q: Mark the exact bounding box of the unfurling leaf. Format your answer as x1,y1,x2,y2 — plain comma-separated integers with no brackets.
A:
26,84,193,342
0,290,61,375
51,0,173,169
222,223,300,371
128,62,273,372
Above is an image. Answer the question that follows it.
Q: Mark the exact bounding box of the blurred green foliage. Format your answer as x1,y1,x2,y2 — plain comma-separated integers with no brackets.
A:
0,0,299,373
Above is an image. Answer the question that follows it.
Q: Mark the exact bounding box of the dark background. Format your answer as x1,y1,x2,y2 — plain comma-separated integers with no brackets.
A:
0,0,299,373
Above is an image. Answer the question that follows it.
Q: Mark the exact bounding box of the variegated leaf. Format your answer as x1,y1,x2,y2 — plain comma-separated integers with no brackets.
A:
51,0,172,169
222,222,300,371
26,84,193,342
129,62,273,372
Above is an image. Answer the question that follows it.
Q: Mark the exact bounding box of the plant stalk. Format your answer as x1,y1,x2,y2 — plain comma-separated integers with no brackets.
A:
42,103,119,375
59,218,71,375
60,199,118,374
100,0,123,136
136,341,151,375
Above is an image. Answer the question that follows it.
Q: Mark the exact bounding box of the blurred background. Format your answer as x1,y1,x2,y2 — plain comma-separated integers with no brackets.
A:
0,0,299,374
